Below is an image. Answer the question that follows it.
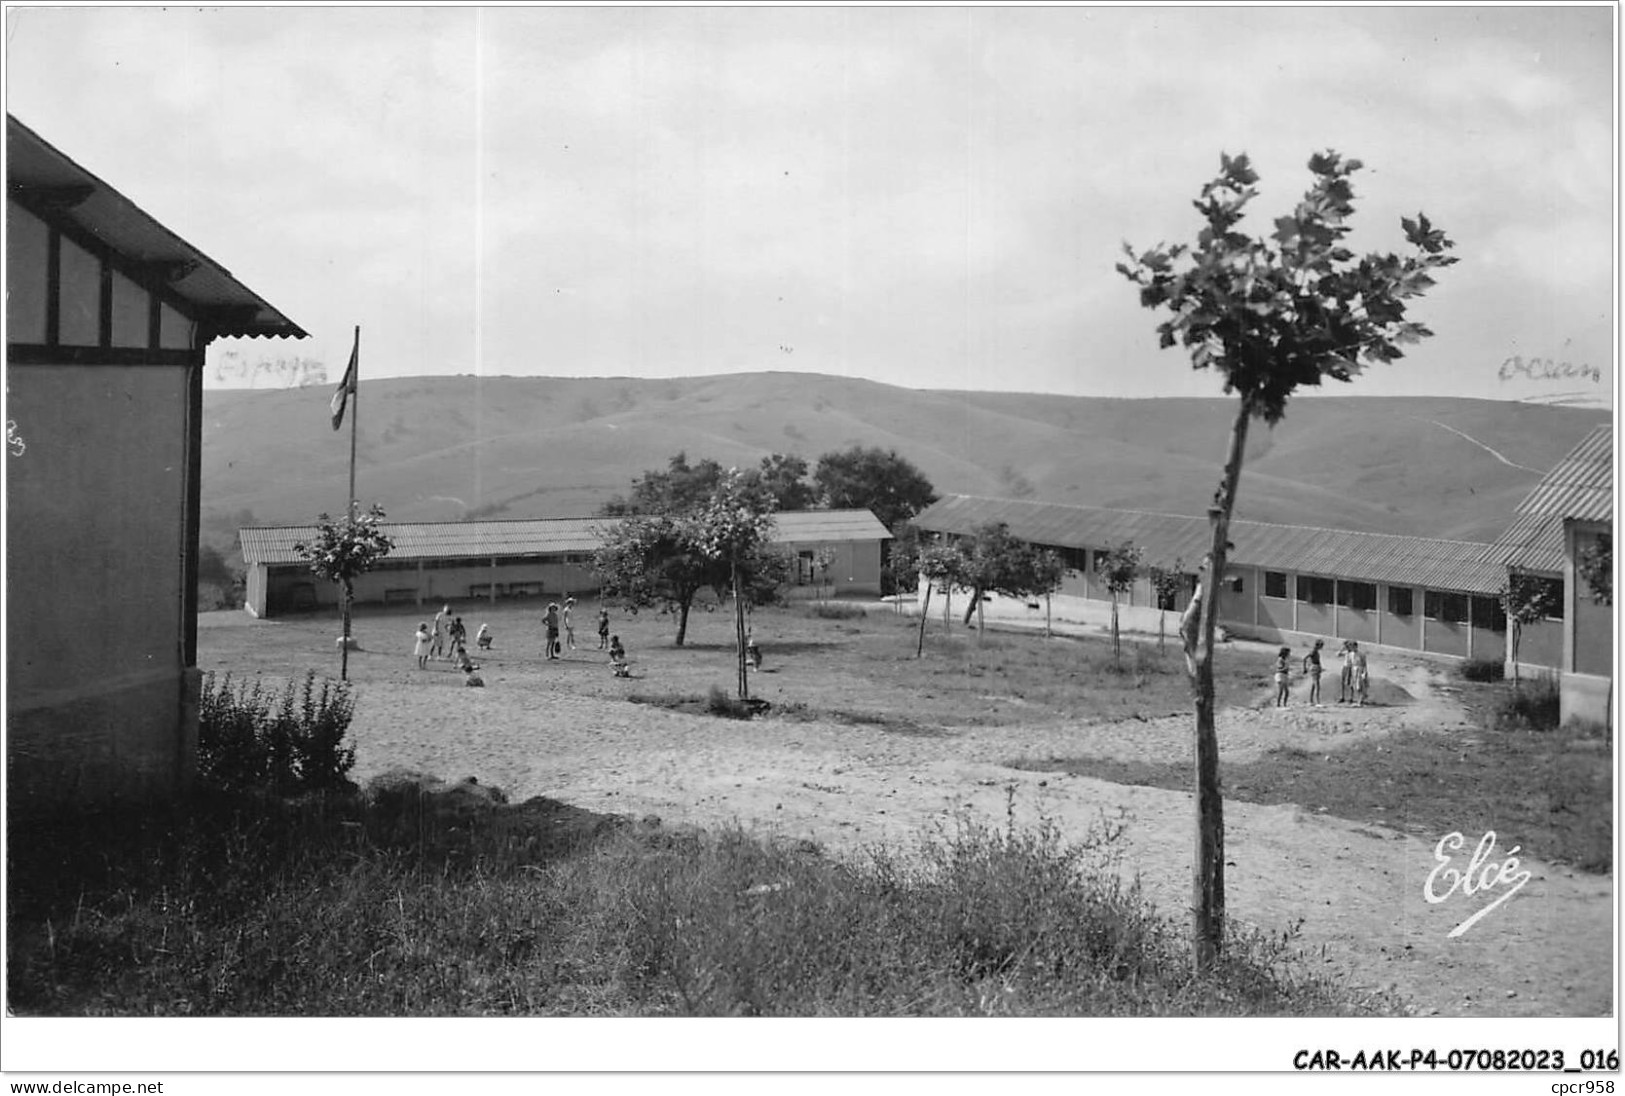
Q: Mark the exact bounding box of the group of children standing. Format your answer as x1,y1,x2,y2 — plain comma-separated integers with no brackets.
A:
411,597,629,683
1274,638,1369,709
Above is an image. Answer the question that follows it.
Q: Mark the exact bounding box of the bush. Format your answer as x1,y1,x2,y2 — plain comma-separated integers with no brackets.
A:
1459,657,1504,683
1490,674,1561,732
705,685,756,720
808,602,866,621
198,670,357,794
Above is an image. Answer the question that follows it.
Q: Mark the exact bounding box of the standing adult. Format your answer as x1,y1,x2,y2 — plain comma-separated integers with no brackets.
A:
544,601,561,661
431,604,451,661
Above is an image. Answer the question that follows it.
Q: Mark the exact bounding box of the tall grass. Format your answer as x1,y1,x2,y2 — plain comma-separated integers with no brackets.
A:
7,788,1383,1017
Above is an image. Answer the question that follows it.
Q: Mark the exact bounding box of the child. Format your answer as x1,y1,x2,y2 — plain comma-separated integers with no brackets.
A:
597,607,611,650
1338,639,1356,703
544,602,561,660
1349,641,1370,706
746,626,762,670
475,623,493,651
453,642,479,674
463,665,485,688
1274,646,1292,708
609,635,630,678
413,622,431,670
448,616,467,653
563,596,577,651
1301,639,1325,707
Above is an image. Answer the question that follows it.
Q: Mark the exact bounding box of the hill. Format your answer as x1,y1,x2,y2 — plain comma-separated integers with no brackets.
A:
201,372,1608,560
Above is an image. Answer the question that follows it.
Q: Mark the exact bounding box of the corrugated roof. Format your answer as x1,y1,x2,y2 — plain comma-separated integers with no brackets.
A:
1512,424,1613,524
775,509,893,542
1487,424,1613,573
241,510,888,566
913,494,1507,594
8,114,305,340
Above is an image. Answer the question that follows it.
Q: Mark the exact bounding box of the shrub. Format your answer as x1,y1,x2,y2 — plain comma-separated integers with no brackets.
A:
808,602,866,621
1490,674,1561,732
1459,657,1504,683
706,684,756,720
198,670,357,794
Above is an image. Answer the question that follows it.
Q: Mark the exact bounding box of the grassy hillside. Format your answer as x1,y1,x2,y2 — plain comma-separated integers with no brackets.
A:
201,372,1608,560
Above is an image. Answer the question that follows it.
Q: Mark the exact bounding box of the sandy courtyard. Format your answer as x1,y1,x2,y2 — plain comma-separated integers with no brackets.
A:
199,604,1613,1018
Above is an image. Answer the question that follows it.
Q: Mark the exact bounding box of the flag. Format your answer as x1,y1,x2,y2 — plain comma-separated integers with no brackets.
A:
330,332,358,430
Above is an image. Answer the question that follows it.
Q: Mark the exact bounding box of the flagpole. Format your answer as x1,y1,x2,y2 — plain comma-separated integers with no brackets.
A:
348,325,360,521
341,326,359,681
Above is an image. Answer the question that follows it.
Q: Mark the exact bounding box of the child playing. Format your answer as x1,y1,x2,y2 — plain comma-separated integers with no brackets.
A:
609,635,630,678
1301,639,1325,707
563,596,577,651
1274,646,1292,708
475,623,493,650
413,622,431,670
597,607,611,650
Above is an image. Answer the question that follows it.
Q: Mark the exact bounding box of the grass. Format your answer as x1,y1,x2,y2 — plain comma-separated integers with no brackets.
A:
1008,702,1613,874
6,783,1389,1017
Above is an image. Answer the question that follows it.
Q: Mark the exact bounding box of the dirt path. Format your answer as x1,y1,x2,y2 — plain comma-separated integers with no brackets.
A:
342,653,1612,1018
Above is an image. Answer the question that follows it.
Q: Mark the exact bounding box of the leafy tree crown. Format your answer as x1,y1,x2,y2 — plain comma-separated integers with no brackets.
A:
1117,150,1458,425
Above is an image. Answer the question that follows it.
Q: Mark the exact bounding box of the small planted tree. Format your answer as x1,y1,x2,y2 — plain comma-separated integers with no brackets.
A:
1149,559,1187,652
915,541,964,658
1033,548,1066,638
1119,149,1456,971
293,505,394,681
1501,571,1563,684
1101,541,1144,667
688,469,779,700
593,514,718,646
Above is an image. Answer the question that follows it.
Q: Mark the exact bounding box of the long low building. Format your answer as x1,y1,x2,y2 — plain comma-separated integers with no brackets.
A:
239,509,891,617
911,494,1567,670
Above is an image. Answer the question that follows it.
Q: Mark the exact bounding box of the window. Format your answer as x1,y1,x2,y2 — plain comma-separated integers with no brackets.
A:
1388,587,1413,617
1296,575,1334,605
1424,591,1470,624
1336,581,1377,611
1471,596,1507,633
1227,575,1244,594
1264,571,1288,599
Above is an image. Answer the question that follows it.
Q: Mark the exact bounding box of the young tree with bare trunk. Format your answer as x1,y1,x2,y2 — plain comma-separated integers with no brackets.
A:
1118,150,1457,973
293,505,394,682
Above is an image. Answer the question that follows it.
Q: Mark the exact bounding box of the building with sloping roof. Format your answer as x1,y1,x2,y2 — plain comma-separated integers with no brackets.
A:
913,494,1516,663
1488,425,1613,722
239,509,892,617
7,115,305,813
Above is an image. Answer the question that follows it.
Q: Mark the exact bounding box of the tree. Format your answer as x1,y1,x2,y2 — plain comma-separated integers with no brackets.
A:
948,523,1059,640
687,469,779,699
1578,532,1612,607
812,545,839,602
1100,541,1144,668
592,514,717,647
883,521,924,605
1501,571,1563,683
813,445,938,531
1149,559,1188,652
914,541,965,658
752,453,818,512
1118,149,1456,972
1032,549,1066,638
293,505,395,681
601,452,726,517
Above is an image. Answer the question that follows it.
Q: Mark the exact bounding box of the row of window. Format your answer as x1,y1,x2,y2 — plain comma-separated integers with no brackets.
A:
1260,571,1560,624
370,554,596,572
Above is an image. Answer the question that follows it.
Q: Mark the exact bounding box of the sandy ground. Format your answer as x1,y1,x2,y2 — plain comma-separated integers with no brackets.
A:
201,608,1614,1017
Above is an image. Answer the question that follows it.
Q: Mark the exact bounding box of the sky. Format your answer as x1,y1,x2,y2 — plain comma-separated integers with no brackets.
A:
4,4,1617,406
